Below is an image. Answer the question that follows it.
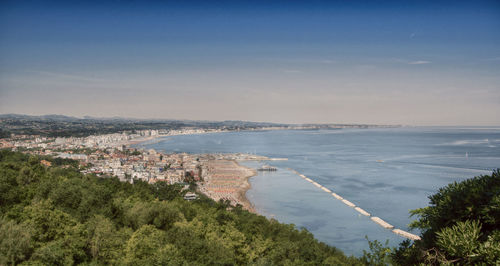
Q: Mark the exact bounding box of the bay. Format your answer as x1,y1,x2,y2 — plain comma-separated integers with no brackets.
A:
136,126,500,255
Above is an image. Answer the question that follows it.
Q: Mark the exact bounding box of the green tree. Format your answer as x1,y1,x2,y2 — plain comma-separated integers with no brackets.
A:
22,200,77,243
123,224,182,265
393,170,500,265
361,237,392,266
0,150,361,265
0,218,33,265
85,215,129,264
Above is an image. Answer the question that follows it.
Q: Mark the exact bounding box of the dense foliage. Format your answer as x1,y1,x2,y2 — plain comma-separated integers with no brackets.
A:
0,128,10,139
391,170,500,265
0,150,361,265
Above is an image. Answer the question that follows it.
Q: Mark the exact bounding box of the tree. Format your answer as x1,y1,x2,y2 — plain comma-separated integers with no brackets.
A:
0,218,33,265
0,151,360,265
361,237,392,266
22,200,77,243
123,224,182,265
393,170,500,265
151,182,182,201
85,215,129,264
0,128,11,139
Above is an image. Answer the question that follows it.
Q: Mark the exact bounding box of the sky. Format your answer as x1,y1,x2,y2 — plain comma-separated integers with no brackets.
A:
1,0,499,125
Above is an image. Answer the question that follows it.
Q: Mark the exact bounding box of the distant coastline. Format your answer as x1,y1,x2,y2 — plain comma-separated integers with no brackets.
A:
0,113,402,140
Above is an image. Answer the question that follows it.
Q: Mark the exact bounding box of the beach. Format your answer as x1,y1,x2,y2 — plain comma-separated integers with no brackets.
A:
127,133,265,212
198,159,257,212
138,127,500,255
127,135,159,145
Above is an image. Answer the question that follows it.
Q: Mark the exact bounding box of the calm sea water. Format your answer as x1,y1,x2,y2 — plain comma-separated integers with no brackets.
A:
137,127,500,255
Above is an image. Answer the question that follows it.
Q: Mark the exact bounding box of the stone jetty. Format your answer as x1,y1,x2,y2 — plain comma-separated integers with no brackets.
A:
293,169,421,241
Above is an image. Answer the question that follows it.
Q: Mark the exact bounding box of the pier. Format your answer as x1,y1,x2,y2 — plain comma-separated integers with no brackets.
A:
268,158,288,161
341,199,356,207
321,186,332,193
291,169,421,241
354,207,370,216
257,165,277,171
331,193,343,200
370,217,394,229
392,229,421,241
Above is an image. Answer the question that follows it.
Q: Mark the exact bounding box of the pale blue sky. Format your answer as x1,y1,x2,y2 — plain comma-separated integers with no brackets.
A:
1,1,499,125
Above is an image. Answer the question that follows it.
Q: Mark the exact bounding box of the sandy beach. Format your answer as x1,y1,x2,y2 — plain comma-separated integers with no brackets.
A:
198,159,257,212
127,132,263,212
126,135,160,146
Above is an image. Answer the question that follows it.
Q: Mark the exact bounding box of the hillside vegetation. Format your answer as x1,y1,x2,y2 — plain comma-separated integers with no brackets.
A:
390,169,500,265
1,149,498,265
0,150,360,265
362,170,500,265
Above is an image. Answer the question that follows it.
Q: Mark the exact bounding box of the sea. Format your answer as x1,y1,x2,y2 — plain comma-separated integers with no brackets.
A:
135,126,500,256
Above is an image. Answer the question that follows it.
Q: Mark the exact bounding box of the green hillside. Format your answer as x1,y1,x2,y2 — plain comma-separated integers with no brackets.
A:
2,149,498,265
0,150,361,265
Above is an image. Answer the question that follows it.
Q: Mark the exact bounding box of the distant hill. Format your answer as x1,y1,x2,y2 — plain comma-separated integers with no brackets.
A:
0,113,284,126
0,114,82,122
0,113,399,138
0,113,291,138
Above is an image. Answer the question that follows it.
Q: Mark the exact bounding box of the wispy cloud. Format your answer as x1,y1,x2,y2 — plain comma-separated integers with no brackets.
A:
257,58,336,65
26,70,108,83
320,60,335,64
408,60,431,65
282,69,302,73
483,56,500,61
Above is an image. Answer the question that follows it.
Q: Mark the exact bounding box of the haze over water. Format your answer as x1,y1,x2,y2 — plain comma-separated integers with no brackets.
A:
138,127,500,255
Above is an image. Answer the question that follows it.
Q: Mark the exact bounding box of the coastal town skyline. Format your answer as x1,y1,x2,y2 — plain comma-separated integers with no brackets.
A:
1,1,500,126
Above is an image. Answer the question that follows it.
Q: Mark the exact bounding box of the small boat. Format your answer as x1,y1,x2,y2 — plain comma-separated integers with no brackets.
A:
257,165,277,171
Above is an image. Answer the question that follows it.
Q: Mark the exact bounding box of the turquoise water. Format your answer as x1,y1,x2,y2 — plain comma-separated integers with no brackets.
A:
137,127,500,255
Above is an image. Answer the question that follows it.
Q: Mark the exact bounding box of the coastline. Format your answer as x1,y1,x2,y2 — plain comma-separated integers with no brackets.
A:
129,133,264,212
235,161,258,212
126,125,396,150
126,131,226,149
198,158,258,212
37,126,495,256
127,135,159,146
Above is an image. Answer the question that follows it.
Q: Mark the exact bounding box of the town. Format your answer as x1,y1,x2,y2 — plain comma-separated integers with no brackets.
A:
0,118,395,208
0,128,269,207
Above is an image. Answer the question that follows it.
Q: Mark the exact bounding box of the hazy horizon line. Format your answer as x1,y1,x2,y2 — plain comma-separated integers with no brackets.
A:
2,113,500,127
